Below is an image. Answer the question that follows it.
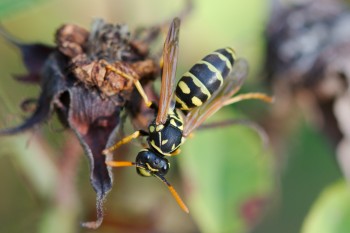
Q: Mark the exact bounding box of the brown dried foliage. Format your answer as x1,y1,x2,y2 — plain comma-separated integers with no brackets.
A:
0,19,159,229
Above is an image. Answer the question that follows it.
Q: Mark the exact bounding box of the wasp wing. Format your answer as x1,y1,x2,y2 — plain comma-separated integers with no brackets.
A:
182,58,249,137
156,18,181,124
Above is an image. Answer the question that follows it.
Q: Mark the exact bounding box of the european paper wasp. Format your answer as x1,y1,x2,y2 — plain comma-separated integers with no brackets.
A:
103,18,273,213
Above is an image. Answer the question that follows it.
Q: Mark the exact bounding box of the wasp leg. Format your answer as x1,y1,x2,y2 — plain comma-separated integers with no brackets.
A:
106,161,136,167
102,62,156,108
223,92,274,106
102,130,148,155
105,159,190,213
169,148,181,156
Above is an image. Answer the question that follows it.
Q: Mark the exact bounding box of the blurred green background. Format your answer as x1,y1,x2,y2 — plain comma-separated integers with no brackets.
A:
0,0,347,233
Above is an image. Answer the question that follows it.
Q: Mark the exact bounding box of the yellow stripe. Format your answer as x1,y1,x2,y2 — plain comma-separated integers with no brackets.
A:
175,95,190,110
175,109,183,120
170,119,177,127
156,125,164,131
225,47,237,60
212,51,233,70
138,168,151,177
173,110,184,130
150,140,172,156
183,72,212,98
146,163,159,172
198,60,224,84
172,110,183,122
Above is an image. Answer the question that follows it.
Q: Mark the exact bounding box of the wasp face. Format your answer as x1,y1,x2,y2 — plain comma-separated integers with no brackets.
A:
136,149,169,177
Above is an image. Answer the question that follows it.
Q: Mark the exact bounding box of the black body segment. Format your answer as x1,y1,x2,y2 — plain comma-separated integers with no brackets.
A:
175,75,211,110
214,47,235,67
189,63,223,93
203,51,231,78
175,47,236,111
148,109,184,155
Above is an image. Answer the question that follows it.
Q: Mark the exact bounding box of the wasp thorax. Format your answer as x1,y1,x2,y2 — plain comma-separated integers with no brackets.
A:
136,149,169,177
148,112,184,155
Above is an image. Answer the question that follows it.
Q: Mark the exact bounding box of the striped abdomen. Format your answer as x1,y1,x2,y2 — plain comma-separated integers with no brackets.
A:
175,47,236,111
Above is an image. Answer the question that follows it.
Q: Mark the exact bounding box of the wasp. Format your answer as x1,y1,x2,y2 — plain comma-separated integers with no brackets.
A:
103,18,273,213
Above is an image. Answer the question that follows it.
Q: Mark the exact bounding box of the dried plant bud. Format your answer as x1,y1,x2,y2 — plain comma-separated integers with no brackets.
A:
129,40,151,57
87,19,144,62
0,18,160,229
70,57,157,98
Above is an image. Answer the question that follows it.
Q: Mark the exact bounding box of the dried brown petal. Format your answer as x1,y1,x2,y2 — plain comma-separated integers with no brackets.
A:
0,24,55,84
64,86,123,229
0,52,68,134
72,58,157,98
56,24,89,58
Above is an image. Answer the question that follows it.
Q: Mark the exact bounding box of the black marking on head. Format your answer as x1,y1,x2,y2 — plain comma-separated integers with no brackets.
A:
136,149,169,177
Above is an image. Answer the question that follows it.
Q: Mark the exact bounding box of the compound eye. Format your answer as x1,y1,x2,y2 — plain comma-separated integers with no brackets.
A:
161,165,167,173
158,162,169,176
154,158,160,165
136,150,153,165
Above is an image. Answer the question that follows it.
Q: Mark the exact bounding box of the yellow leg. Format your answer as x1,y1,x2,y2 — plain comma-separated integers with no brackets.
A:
106,161,135,167
169,148,181,156
103,61,153,108
223,93,274,106
106,159,190,214
102,130,144,155
159,56,164,70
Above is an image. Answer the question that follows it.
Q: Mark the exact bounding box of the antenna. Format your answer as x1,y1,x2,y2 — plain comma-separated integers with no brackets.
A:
106,160,189,213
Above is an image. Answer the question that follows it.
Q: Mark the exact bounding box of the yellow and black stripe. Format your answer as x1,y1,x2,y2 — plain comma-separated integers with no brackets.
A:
175,47,236,111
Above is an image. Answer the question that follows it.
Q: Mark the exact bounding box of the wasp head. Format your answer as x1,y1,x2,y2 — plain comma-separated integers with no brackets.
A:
135,149,169,177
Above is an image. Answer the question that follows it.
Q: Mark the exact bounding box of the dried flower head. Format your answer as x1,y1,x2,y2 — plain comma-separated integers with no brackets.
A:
0,19,159,229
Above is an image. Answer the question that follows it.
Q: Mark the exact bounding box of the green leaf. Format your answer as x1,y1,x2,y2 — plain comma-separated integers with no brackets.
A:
301,181,350,233
39,205,79,233
0,133,58,197
179,109,274,233
0,0,45,18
